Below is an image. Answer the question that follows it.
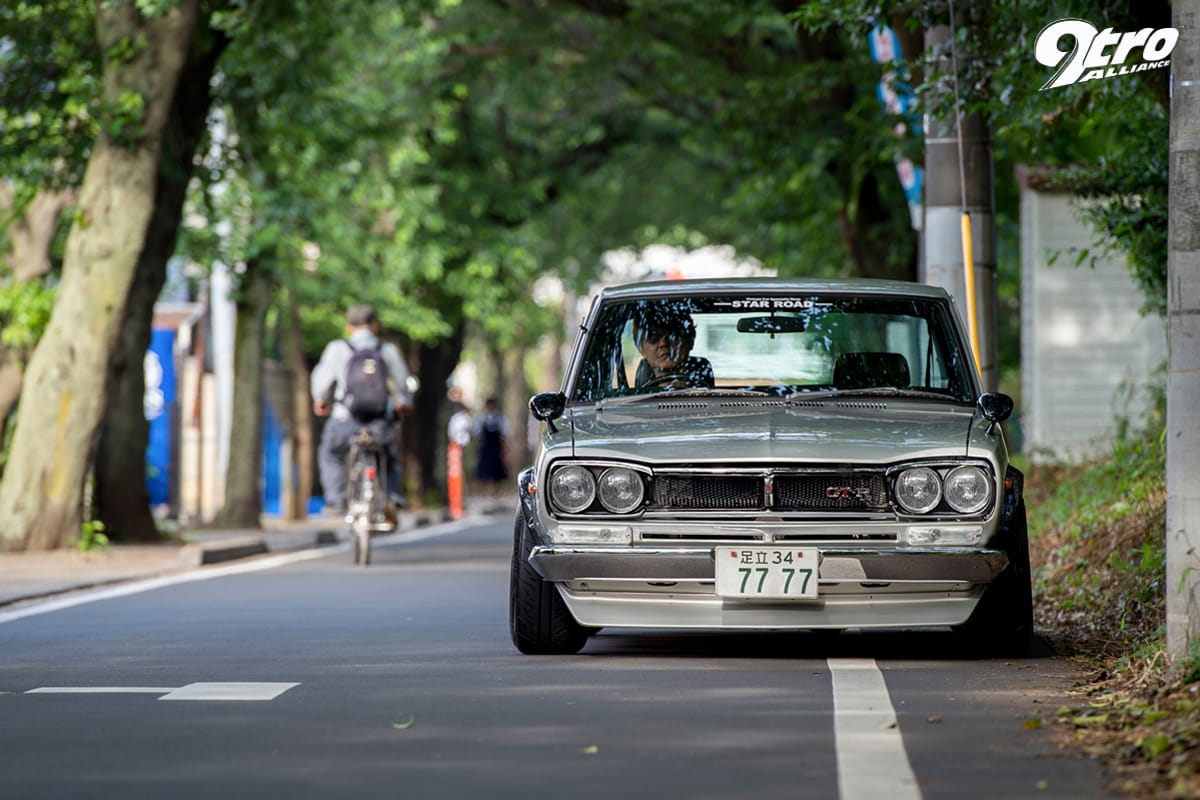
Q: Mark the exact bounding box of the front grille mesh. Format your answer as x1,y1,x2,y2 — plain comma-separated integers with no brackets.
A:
776,474,888,510
651,476,762,510
648,472,889,513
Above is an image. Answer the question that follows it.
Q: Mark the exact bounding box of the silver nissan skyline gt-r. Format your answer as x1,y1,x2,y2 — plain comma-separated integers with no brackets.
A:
509,277,1031,656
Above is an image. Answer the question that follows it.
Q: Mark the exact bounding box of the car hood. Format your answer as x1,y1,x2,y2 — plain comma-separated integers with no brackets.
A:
559,400,980,465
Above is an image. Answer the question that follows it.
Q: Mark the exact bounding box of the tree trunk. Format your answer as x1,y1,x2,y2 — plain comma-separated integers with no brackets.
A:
412,321,465,504
1166,0,1200,663
0,1,199,551
0,350,23,425
0,349,23,478
502,346,532,479
283,297,313,520
0,187,78,458
92,24,226,542
842,171,918,283
209,264,272,528
91,229,165,541
1,186,76,283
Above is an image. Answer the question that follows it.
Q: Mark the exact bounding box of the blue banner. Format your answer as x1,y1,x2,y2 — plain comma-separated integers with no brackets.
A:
868,24,924,228
145,329,176,508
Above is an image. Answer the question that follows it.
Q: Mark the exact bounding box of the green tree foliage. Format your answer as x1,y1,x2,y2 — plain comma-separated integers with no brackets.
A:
798,0,1171,314
16,0,1164,534
0,1,98,188
436,0,918,283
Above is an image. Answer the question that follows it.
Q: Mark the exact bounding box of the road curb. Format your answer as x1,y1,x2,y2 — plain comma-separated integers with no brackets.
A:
177,508,447,567
0,508,455,611
178,537,270,567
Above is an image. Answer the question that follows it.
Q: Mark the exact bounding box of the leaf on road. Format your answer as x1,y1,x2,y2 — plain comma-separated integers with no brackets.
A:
1023,718,1043,730
392,715,416,730
1140,735,1171,758
927,716,943,724
1071,714,1109,726
577,745,599,755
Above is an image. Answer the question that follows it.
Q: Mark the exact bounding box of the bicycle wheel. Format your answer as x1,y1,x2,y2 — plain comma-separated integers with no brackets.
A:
354,521,371,566
355,458,374,566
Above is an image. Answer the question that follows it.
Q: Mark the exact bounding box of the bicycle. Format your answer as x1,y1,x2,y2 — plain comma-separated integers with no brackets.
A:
344,426,398,565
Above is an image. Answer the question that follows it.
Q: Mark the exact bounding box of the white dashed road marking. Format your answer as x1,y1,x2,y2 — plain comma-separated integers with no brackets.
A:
26,682,299,701
829,658,922,800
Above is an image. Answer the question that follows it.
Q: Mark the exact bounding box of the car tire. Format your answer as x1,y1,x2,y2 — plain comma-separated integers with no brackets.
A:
955,500,1033,657
509,508,590,655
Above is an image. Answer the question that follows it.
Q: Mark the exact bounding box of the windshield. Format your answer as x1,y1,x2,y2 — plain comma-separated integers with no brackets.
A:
569,293,976,404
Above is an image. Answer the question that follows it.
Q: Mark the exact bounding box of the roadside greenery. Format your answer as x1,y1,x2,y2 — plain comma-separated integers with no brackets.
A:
1026,395,1200,795
1029,422,1166,657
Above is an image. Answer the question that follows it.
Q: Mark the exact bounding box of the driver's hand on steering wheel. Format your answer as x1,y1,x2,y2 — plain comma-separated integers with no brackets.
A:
639,373,691,391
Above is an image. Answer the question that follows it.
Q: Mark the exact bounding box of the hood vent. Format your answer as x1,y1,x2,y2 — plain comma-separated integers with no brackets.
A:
835,401,887,410
718,399,790,408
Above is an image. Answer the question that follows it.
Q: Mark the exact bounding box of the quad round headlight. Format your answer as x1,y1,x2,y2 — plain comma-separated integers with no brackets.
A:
550,465,596,513
597,467,645,514
895,467,942,514
943,465,992,514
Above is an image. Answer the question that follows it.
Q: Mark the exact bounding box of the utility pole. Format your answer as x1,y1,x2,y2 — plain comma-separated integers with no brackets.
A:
923,3,999,391
1167,0,1200,664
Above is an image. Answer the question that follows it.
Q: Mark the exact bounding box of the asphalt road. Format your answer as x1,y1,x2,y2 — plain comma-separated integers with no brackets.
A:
0,515,1116,800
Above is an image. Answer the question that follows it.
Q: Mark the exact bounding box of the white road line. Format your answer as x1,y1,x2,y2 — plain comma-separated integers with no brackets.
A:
0,518,482,625
26,682,299,701
829,658,922,800
160,682,299,701
26,687,176,694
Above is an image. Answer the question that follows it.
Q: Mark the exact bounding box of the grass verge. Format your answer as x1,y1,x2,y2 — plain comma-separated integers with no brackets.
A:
1026,422,1200,797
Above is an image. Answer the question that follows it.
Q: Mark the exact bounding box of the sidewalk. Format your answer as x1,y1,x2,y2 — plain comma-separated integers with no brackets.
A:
0,508,447,607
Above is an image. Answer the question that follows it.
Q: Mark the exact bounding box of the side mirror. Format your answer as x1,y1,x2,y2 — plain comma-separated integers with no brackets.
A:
977,392,1014,435
529,392,567,433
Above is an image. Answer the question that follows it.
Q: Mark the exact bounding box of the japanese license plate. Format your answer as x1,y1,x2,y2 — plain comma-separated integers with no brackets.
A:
715,547,819,599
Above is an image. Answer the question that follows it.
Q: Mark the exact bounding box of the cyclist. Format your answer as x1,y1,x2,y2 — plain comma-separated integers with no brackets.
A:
311,304,413,515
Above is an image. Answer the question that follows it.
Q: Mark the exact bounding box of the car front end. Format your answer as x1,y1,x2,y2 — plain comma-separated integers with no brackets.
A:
509,278,1030,655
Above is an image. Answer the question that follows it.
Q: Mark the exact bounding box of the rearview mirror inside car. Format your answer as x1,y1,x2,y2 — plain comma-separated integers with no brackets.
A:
736,315,807,334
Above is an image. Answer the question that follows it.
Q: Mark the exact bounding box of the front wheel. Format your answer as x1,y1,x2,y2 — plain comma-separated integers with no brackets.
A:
954,500,1033,657
353,523,371,566
509,508,589,655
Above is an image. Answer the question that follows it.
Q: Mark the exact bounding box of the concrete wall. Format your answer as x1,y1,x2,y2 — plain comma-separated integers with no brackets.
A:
1020,187,1165,462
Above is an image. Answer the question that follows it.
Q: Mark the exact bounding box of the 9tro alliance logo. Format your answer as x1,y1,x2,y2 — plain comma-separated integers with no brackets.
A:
1035,19,1177,90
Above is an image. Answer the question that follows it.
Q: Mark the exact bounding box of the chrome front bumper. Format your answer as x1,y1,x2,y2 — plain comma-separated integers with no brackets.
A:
528,545,1008,630
529,545,1007,583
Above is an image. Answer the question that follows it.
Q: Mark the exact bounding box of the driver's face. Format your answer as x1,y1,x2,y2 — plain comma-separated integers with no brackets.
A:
635,322,690,372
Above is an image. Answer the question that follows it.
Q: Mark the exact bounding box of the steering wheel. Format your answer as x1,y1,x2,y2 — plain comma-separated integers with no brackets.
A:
639,373,691,391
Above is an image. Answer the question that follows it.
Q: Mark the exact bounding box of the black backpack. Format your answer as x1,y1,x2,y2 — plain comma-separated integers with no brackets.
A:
342,340,390,421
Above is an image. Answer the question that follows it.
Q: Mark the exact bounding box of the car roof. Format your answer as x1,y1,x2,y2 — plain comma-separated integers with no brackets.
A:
596,276,952,302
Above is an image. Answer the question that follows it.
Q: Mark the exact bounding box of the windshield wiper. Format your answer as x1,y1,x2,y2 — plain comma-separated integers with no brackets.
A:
819,387,964,401
600,387,771,405
655,387,772,398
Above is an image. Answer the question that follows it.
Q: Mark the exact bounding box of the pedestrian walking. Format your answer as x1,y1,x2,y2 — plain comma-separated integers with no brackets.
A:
473,397,510,502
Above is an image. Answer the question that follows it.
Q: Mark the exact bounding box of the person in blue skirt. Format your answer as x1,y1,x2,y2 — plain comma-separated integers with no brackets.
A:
473,397,511,499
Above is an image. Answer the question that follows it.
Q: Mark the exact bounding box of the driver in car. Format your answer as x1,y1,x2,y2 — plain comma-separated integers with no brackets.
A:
631,302,715,391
